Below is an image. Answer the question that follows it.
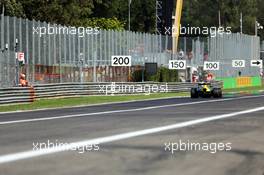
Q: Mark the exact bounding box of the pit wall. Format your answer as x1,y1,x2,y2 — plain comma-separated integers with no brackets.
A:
216,76,262,89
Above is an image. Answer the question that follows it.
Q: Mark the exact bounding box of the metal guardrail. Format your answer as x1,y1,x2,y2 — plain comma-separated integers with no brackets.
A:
0,81,223,105
0,86,35,105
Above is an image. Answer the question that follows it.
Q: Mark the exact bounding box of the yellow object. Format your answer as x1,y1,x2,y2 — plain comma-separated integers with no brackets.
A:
173,0,183,54
237,77,252,87
203,85,211,92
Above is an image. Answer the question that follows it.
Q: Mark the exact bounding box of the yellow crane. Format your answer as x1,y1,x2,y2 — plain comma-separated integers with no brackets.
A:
173,0,183,54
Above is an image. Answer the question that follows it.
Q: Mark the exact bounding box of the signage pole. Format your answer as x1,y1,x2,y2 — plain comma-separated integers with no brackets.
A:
15,39,19,86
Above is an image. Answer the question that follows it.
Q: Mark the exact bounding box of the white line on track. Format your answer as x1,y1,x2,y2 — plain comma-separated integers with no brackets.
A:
0,94,264,125
0,105,264,164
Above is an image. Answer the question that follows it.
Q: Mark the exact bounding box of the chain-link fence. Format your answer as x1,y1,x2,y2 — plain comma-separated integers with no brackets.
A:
178,34,260,78
0,14,261,88
0,15,174,87
209,34,260,78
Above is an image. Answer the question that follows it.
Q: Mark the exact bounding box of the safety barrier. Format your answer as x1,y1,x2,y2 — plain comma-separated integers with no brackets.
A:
0,86,35,105
216,76,262,89
0,81,223,105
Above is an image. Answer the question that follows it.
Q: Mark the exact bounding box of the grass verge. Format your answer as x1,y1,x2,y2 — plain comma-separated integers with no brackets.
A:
0,92,188,113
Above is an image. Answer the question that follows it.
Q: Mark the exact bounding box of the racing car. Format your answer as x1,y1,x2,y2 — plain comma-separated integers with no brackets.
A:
191,82,222,98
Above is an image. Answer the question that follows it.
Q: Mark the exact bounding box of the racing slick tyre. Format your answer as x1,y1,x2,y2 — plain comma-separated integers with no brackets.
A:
212,88,222,98
191,88,199,98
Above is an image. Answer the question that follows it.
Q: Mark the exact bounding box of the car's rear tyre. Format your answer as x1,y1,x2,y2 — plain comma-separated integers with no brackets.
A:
191,88,199,98
212,88,222,98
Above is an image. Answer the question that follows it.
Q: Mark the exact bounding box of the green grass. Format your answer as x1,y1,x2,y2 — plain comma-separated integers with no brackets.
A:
0,92,188,112
223,85,264,93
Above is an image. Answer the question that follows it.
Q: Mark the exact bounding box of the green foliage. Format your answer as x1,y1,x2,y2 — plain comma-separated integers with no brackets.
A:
1,0,155,32
1,0,124,30
21,0,101,26
0,0,24,17
155,67,179,82
1,0,263,37
132,67,179,82
132,69,144,82
129,0,156,33
93,0,156,33
257,0,264,38
84,17,125,30
182,0,260,36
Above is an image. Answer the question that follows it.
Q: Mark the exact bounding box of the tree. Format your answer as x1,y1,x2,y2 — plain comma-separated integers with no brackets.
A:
1,0,124,30
93,0,156,33
1,0,263,37
0,0,24,17
20,0,99,26
257,0,264,38
182,0,258,36
84,17,125,30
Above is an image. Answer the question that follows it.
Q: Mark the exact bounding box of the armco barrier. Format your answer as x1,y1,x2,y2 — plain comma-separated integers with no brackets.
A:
0,81,222,105
0,86,36,105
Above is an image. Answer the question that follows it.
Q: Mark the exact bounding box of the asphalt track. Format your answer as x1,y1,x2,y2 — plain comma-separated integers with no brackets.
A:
0,94,264,175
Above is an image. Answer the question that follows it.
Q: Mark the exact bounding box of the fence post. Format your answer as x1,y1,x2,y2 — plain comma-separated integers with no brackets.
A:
93,51,97,82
